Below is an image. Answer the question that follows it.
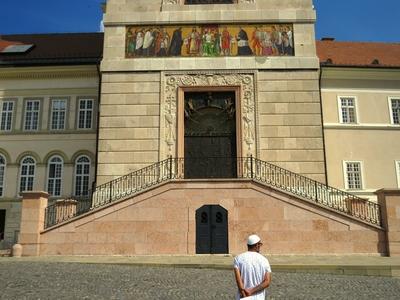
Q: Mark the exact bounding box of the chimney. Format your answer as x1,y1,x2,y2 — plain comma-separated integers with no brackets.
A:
321,37,335,42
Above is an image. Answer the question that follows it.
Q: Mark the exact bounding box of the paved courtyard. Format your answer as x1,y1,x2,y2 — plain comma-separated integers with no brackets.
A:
0,261,400,299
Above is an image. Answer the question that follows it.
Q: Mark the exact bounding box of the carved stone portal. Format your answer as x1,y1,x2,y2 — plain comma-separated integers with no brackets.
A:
160,72,257,160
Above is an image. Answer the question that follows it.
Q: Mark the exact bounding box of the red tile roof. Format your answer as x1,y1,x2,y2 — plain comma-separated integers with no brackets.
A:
0,33,103,66
1,33,400,68
316,40,400,68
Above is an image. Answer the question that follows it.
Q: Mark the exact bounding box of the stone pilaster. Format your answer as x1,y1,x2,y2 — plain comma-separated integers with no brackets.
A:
376,189,400,257
18,191,49,256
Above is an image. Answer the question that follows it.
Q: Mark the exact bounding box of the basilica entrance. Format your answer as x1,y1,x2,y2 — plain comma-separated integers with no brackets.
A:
196,205,228,254
184,91,237,179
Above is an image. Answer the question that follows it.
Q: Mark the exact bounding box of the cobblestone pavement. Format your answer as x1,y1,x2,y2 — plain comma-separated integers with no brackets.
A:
0,262,400,299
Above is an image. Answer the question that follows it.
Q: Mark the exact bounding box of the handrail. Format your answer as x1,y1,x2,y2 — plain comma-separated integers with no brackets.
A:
249,157,381,227
44,156,382,229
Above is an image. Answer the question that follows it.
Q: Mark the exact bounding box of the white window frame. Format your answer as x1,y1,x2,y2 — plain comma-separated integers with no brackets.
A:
338,96,358,124
77,99,94,130
0,100,14,132
396,161,400,188
343,161,364,190
19,156,36,193
388,97,400,125
0,154,5,197
74,155,91,196
23,99,41,131
46,155,63,197
50,99,67,130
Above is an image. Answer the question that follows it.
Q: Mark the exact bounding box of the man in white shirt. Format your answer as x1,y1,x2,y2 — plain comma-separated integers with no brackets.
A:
233,234,272,299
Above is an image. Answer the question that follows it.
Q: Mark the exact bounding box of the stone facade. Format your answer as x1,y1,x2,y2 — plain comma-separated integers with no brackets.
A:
98,0,325,184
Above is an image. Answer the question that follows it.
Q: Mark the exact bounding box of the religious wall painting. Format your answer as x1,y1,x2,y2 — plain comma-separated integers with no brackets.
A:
126,24,294,58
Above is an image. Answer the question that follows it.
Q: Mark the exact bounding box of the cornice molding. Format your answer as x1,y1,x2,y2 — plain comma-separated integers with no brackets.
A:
0,66,98,80
320,67,400,81
324,123,400,130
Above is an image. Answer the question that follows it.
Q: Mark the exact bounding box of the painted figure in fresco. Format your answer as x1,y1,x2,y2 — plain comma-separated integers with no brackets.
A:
251,27,263,56
237,27,253,56
169,28,183,56
156,29,170,57
213,29,221,56
187,28,201,55
284,26,294,55
282,30,293,55
202,29,214,57
271,26,283,55
126,28,137,56
221,27,231,56
260,30,273,56
135,30,144,56
142,28,155,56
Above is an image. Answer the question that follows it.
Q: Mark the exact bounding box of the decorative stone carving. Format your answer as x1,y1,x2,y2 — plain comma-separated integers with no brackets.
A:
161,72,257,159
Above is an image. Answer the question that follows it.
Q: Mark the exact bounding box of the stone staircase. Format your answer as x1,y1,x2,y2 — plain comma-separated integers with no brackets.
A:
44,156,382,229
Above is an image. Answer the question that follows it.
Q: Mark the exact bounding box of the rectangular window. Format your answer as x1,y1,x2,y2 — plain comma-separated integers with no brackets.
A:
50,99,66,130
78,99,93,129
345,162,363,190
339,97,357,124
0,210,5,241
390,98,400,125
24,100,40,131
0,101,14,131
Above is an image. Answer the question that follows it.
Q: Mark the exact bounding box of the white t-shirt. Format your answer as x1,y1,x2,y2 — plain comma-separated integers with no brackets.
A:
233,251,272,300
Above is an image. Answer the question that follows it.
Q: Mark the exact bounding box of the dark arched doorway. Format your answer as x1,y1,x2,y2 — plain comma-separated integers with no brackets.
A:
184,91,237,179
196,205,228,254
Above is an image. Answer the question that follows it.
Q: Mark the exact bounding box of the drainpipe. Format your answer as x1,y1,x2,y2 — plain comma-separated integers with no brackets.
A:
93,62,102,190
319,66,329,185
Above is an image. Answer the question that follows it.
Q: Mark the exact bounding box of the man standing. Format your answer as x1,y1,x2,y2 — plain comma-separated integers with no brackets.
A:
233,234,272,299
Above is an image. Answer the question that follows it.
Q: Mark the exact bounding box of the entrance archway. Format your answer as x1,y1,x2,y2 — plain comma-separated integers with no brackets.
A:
196,205,228,254
184,91,237,178
161,72,257,161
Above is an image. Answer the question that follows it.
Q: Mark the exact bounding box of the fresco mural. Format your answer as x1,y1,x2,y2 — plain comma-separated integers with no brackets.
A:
125,24,294,58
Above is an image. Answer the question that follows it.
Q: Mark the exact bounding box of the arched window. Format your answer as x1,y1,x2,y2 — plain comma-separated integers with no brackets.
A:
47,156,63,196
19,156,36,192
0,155,5,197
74,156,90,196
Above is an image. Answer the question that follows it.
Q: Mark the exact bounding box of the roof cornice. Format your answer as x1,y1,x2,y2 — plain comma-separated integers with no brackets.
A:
0,65,99,80
320,66,400,81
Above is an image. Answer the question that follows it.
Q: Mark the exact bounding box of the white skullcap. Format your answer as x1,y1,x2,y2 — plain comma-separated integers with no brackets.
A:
247,234,261,246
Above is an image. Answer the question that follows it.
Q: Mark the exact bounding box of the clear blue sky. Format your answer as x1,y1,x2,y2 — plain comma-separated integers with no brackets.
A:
0,0,399,42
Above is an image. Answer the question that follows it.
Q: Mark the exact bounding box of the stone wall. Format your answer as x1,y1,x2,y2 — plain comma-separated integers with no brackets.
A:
97,73,161,184
37,181,386,256
257,70,325,183
377,189,400,256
